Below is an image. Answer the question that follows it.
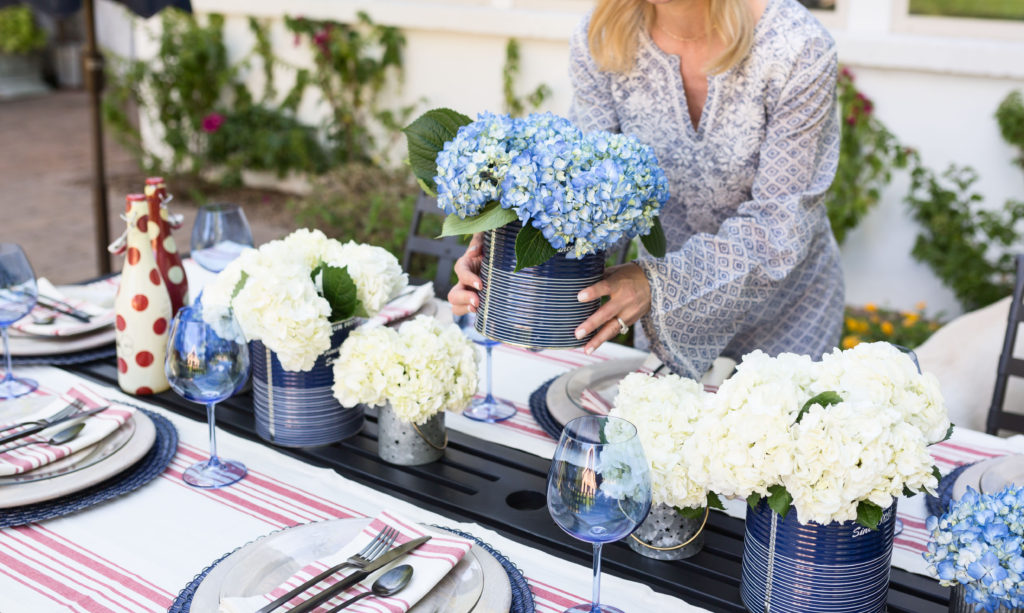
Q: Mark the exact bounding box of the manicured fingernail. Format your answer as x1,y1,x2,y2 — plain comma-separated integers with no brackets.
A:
474,281,482,290
585,347,594,355
471,297,478,307
578,291,588,301
469,305,477,313
574,327,585,340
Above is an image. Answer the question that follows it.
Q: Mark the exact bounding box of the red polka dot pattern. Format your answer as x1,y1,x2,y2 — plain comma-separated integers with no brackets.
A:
136,386,153,395
153,318,167,335
127,247,140,266
136,215,149,233
132,295,149,311
118,358,127,373
116,315,126,331
135,351,154,367
149,269,161,285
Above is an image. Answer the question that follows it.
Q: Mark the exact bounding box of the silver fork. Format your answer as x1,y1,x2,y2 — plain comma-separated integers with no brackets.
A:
254,526,399,613
0,400,84,436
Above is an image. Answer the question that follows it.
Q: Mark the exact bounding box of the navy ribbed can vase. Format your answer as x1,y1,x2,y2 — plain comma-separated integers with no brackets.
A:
740,500,897,613
250,319,363,447
476,221,604,350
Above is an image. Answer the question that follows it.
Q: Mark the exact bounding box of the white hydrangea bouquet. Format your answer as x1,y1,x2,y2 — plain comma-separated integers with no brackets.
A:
608,373,722,516
331,316,478,424
686,342,952,528
404,109,669,269
202,228,407,372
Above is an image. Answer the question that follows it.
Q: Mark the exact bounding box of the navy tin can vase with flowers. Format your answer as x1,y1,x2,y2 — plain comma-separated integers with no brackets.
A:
740,500,898,613
475,221,604,350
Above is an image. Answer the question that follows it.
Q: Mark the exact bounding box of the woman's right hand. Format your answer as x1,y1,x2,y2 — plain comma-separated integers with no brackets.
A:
448,233,484,316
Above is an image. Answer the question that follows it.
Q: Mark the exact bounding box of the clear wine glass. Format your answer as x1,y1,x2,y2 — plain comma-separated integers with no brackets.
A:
190,203,254,272
0,244,39,399
547,415,652,613
165,303,249,488
457,313,516,422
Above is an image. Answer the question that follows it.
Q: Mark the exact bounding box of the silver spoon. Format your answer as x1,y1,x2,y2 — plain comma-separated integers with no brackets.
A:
326,564,414,612
31,313,56,325
0,423,86,454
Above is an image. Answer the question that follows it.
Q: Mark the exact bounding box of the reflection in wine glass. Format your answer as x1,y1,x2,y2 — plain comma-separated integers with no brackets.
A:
0,244,39,399
165,303,249,488
190,203,254,272
457,313,516,422
547,415,652,613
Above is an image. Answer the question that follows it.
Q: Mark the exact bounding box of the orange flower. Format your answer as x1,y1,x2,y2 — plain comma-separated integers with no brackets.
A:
903,313,919,326
915,301,927,312
881,321,894,336
842,335,861,349
865,303,878,313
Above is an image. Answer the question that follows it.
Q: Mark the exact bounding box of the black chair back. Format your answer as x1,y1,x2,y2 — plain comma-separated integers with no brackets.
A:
987,253,1024,435
401,194,465,298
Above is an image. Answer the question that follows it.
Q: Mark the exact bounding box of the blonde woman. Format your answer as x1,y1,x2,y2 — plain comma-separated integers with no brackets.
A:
451,0,843,379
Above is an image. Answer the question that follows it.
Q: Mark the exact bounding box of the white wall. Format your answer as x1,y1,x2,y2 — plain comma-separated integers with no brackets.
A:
121,0,1024,317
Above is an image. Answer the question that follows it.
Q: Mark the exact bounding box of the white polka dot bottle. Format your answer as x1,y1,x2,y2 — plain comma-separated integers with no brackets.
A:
114,193,172,395
144,177,189,316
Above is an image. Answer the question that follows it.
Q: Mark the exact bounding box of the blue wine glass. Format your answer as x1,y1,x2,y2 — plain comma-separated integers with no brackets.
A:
547,415,652,613
458,313,516,422
165,303,249,488
0,244,39,399
190,203,254,272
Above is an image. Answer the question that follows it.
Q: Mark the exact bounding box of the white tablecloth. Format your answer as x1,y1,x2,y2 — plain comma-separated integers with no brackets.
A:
0,366,708,613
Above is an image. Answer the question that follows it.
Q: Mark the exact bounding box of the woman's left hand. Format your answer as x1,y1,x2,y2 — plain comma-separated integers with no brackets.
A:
574,262,652,355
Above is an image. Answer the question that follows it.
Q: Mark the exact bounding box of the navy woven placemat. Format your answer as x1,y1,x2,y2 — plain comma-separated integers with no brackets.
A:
925,462,979,519
0,407,177,528
529,377,562,441
168,524,536,613
11,345,117,366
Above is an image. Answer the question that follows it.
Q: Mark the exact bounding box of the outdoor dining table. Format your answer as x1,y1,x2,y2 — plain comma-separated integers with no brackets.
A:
1,299,1021,612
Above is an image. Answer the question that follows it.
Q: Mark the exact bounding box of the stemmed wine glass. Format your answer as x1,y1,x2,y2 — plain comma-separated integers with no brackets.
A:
458,313,516,422
190,203,254,272
547,415,652,613
165,302,249,488
0,244,39,399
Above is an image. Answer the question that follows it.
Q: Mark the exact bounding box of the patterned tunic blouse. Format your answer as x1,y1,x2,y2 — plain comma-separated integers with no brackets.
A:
569,0,844,379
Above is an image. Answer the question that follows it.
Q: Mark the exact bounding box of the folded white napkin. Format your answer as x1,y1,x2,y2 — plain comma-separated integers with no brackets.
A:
220,510,474,613
365,284,435,328
10,278,115,337
579,354,734,415
0,385,134,476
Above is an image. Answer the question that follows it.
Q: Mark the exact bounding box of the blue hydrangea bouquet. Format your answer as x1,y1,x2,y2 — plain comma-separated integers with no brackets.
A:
404,109,669,271
923,485,1024,612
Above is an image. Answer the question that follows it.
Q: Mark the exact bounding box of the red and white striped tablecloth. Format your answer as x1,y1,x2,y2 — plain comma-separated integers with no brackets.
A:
0,366,706,613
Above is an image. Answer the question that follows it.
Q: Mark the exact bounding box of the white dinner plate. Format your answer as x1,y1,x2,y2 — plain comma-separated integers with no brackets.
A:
0,414,137,486
951,460,992,501
2,326,115,357
563,357,648,413
191,518,512,613
0,411,156,508
979,454,1024,494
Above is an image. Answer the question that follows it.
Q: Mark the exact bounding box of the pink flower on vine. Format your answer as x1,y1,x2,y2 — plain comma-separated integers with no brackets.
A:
840,66,854,81
313,26,331,57
201,113,225,133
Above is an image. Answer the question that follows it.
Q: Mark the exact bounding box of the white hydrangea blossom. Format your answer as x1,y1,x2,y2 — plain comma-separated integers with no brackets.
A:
687,342,948,525
200,229,408,372
332,316,478,425
608,373,710,510
322,241,408,314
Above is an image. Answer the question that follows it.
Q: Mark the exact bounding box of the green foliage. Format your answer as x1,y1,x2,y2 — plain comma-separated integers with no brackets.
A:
403,108,473,195
856,501,883,530
842,302,943,349
904,162,1024,311
502,39,551,117
795,391,843,424
285,13,415,165
103,11,328,183
996,90,1024,169
440,203,516,238
290,163,418,259
908,0,1024,20
826,66,910,244
0,6,46,55
514,224,558,272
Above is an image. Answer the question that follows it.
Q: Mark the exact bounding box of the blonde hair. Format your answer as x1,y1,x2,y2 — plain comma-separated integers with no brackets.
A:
588,0,756,75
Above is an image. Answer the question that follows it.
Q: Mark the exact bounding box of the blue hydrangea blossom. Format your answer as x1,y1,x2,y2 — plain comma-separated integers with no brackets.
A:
923,485,1024,612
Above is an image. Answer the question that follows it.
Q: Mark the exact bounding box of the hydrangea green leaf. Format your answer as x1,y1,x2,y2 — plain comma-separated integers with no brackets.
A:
640,217,667,257
675,505,706,520
319,264,361,322
707,491,725,510
439,201,517,237
747,493,762,511
767,485,793,518
404,108,472,195
795,390,844,424
514,224,558,271
856,500,883,530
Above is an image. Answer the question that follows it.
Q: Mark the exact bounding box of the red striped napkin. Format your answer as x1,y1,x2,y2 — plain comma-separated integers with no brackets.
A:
365,284,435,328
10,277,116,337
219,510,474,613
0,386,134,476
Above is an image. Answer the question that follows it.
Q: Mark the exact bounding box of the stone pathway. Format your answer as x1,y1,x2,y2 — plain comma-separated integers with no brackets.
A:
0,91,296,285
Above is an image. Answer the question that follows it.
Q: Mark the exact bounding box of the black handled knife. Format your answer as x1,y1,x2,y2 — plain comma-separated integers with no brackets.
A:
0,405,109,447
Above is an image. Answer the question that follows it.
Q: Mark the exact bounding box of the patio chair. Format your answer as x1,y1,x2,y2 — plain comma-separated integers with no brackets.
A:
401,193,465,298
986,253,1024,435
